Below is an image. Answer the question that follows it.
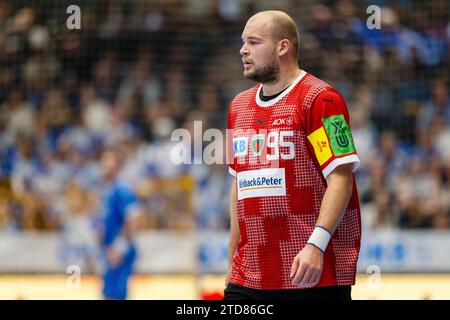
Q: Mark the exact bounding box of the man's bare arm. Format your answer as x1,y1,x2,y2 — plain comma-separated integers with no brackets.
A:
107,206,145,267
290,163,354,287
315,163,354,234
226,179,239,286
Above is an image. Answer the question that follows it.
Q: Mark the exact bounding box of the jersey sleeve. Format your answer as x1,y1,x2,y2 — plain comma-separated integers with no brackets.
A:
304,89,360,178
118,185,140,220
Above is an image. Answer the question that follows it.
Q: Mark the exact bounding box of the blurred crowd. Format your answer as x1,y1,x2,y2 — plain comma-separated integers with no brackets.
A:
0,0,449,235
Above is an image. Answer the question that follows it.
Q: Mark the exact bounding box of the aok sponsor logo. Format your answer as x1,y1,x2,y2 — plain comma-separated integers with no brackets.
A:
271,116,294,126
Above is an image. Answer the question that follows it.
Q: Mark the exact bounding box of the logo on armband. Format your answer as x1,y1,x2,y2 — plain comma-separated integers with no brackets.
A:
322,115,356,156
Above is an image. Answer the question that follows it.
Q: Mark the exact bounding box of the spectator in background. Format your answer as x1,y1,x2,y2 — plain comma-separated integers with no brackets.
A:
0,198,14,231
57,181,100,273
350,106,378,170
117,52,162,108
80,84,111,137
417,78,450,131
360,157,396,230
57,113,98,160
101,104,140,148
195,164,231,230
92,53,120,104
10,135,41,229
39,89,71,145
431,117,450,164
0,116,15,177
377,130,409,182
395,156,442,228
0,89,34,139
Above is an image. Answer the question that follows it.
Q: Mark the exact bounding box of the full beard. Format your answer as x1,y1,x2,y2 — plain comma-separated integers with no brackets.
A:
245,60,279,84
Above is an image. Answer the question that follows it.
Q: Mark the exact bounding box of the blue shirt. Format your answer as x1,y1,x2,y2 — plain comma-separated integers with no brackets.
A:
100,180,138,250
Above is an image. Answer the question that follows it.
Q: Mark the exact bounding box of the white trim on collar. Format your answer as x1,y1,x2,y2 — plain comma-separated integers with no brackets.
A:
255,70,307,107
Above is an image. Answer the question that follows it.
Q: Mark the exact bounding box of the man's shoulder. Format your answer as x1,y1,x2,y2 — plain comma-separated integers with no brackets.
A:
300,72,336,95
229,85,259,110
112,180,135,198
297,72,344,107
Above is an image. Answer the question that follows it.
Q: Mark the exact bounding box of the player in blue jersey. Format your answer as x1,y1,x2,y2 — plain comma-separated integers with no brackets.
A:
99,146,143,300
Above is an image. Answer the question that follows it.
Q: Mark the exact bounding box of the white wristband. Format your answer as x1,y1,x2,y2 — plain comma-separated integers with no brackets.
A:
307,226,332,253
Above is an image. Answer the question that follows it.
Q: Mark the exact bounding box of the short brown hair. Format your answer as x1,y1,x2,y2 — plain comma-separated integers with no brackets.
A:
268,11,300,60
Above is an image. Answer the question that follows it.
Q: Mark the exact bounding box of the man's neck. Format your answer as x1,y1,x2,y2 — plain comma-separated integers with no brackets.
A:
261,66,302,96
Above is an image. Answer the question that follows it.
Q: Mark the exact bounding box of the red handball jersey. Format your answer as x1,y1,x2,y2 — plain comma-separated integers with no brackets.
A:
227,70,361,290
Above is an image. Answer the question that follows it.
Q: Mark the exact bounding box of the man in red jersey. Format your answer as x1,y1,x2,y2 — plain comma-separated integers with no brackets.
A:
224,10,361,300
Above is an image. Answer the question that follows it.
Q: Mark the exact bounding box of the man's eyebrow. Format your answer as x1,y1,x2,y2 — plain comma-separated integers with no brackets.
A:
241,36,263,41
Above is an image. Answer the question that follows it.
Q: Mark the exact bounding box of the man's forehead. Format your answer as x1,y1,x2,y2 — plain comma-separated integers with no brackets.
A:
242,19,271,39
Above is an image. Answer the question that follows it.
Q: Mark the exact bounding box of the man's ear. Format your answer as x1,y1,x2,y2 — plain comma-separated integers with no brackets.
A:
278,39,290,57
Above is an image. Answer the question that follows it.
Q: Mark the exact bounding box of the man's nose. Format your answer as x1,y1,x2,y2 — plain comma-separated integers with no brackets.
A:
240,43,248,56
